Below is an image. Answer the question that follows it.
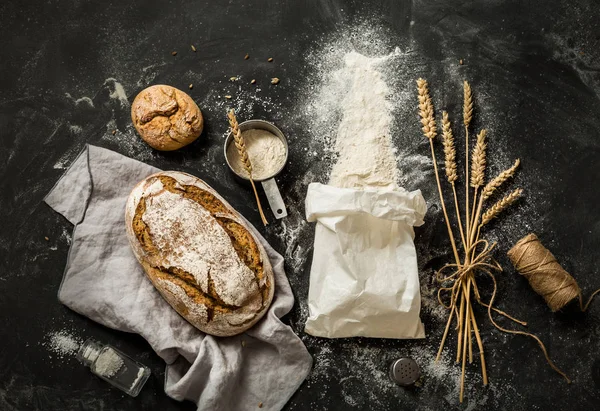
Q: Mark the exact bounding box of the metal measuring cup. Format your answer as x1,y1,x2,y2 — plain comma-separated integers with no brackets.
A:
224,119,288,219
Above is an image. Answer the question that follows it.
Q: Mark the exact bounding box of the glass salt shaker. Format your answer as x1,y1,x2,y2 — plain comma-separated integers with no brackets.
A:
76,338,151,397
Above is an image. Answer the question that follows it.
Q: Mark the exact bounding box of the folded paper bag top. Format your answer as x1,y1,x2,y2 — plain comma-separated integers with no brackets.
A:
304,183,427,339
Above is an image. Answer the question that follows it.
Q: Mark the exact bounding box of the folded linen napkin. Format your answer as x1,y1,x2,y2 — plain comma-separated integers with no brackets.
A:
44,144,312,411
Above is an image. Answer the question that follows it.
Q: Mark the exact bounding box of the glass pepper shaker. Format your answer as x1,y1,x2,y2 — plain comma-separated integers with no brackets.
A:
76,338,151,397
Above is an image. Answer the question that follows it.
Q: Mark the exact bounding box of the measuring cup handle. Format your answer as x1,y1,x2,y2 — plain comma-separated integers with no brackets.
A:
261,178,287,219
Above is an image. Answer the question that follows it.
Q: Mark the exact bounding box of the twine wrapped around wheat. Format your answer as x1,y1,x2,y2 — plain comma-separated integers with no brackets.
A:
416,79,568,403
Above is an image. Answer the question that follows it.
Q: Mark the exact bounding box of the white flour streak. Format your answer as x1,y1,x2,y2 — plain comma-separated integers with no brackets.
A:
69,124,82,134
104,78,129,107
329,51,402,189
65,93,95,108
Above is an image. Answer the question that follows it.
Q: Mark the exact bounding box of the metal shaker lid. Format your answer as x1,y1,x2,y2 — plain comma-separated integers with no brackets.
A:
390,357,421,386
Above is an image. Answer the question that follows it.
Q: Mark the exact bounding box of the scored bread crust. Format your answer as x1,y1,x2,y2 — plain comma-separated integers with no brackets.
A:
125,171,275,337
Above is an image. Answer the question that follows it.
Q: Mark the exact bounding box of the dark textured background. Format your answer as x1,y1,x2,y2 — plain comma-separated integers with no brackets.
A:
1,0,600,410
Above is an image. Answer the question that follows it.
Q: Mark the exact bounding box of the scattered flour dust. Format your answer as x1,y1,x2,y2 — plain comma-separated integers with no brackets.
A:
329,50,403,189
43,329,83,360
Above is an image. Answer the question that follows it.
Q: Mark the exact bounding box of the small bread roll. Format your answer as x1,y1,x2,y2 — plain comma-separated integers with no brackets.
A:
131,85,203,151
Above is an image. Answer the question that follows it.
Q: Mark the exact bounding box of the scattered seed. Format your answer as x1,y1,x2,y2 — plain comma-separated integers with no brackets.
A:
241,340,246,347
251,79,256,84
271,77,280,85
171,51,177,56
191,45,197,52
459,59,463,65
112,130,116,135
44,236,49,241
258,403,263,408
267,57,273,62
230,76,238,82
189,84,193,89
244,53,249,60
225,95,232,99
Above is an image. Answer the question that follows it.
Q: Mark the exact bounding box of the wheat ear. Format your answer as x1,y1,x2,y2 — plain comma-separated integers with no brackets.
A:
417,78,437,139
442,111,467,251
470,130,487,188
227,110,268,226
480,188,523,226
482,158,520,201
416,79,460,265
463,81,473,127
442,111,457,183
468,129,487,238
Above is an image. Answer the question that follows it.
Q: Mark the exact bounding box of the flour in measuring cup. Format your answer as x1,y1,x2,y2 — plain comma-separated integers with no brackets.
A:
227,129,286,180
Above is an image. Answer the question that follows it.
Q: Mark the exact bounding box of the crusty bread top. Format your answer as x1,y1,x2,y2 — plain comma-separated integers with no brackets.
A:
131,85,203,151
125,171,274,336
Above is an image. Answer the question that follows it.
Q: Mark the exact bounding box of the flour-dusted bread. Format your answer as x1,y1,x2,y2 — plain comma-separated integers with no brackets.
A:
125,171,274,336
131,85,203,151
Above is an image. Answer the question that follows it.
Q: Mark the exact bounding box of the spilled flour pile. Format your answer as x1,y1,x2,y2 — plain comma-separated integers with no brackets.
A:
329,51,401,189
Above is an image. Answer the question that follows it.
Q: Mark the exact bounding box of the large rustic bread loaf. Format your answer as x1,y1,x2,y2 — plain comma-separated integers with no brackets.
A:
125,171,274,336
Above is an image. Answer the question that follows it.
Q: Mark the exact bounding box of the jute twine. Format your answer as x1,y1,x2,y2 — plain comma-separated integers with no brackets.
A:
508,233,600,312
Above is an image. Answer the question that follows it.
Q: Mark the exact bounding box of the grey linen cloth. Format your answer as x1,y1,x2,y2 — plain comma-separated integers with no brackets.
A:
44,145,312,411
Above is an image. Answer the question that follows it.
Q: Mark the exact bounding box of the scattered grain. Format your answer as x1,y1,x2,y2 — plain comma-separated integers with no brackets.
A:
189,84,193,90
244,53,249,60
225,95,232,99
271,77,280,85
44,236,49,241
191,45,197,52
267,57,273,62
171,51,177,56
251,79,256,84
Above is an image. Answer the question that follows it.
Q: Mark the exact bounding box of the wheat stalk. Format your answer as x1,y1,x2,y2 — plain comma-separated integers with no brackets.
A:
482,159,521,201
442,111,467,251
442,111,457,183
416,79,460,264
227,110,268,226
470,130,487,188
480,188,523,226
463,81,473,127
417,78,437,139
464,81,473,249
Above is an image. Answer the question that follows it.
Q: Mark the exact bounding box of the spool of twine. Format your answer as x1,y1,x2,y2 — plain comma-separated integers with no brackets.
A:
508,233,599,312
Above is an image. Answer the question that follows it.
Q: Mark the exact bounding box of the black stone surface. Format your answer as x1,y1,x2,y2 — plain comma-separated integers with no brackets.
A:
2,0,600,410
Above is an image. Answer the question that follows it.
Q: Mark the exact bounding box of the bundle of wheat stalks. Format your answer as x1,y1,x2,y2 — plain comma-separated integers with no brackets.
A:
416,79,569,402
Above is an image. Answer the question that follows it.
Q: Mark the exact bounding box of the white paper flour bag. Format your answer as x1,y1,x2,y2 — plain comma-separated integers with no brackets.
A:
304,183,426,339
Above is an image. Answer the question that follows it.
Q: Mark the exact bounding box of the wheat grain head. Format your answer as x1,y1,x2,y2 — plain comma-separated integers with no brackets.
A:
481,188,523,225
417,78,437,139
482,159,521,201
442,111,457,183
227,110,253,174
463,81,473,127
470,129,487,188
